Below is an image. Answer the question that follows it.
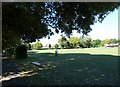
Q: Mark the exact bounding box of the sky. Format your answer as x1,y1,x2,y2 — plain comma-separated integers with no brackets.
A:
39,8,118,46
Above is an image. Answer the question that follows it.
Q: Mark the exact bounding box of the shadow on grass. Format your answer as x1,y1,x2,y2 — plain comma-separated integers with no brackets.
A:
2,51,119,86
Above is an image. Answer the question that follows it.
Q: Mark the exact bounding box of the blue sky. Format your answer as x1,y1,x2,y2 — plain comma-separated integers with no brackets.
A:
40,9,118,46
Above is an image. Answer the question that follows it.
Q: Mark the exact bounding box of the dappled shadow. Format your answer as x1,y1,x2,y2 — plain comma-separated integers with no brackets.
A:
2,56,56,86
26,52,119,85
2,58,20,76
2,58,39,86
2,51,119,86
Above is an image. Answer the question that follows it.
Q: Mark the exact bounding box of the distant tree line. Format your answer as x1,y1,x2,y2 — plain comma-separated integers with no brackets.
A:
57,36,120,49
24,36,120,50
3,36,116,58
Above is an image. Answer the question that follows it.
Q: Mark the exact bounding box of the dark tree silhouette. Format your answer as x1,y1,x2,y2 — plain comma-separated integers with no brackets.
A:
2,2,120,50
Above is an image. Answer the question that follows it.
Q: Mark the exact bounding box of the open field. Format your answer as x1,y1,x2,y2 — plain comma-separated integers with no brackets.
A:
2,47,119,86
30,47,119,56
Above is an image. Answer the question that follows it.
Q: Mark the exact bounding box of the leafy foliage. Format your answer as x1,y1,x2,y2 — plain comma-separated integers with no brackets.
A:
85,37,92,48
2,2,120,50
68,37,80,48
58,35,119,49
44,2,120,36
79,36,92,48
99,39,119,47
32,42,43,50
2,2,49,50
109,39,118,44
91,39,101,47
58,36,68,49
58,36,92,48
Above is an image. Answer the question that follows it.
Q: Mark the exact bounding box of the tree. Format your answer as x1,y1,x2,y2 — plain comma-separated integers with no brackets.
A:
118,39,120,43
99,39,111,47
79,36,86,48
99,39,119,47
68,37,80,48
58,36,68,49
2,2,120,55
79,36,92,48
109,39,118,44
104,39,112,44
32,42,42,50
91,39,101,47
99,41,105,47
65,41,71,49
44,2,120,36
2,2,49,50
85,37,92,48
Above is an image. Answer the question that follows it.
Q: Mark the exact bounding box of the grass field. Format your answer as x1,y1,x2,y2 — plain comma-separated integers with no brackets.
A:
16,47,119,85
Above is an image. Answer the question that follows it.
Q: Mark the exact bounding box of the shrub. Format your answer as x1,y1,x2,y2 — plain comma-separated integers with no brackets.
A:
15,45,27,59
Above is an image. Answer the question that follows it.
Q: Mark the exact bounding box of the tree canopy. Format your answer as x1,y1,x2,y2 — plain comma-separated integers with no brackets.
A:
2,2,49,49
2,2,120,50
68,37,80,48
91,39,101,47
58,36,68,48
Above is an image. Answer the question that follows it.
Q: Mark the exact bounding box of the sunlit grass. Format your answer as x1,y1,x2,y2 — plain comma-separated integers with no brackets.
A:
29,47,118,56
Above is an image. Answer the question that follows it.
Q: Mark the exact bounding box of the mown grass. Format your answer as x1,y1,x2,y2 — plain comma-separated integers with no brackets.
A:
16,47,119,85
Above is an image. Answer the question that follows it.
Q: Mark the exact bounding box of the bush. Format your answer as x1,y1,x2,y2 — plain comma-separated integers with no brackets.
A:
15,45,27,59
